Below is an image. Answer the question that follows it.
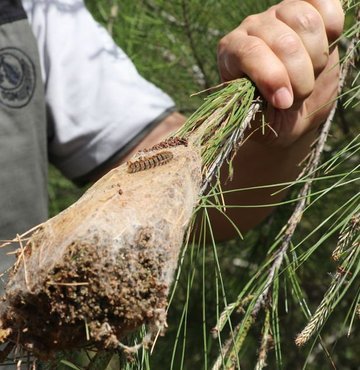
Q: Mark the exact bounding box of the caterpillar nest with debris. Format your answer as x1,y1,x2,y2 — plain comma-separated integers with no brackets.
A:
0,140,201,357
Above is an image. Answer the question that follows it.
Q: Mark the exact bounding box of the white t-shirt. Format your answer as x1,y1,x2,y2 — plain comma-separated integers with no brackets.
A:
21,0,175,181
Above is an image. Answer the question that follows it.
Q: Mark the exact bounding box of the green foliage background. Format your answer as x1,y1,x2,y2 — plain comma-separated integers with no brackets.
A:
47,1,359,369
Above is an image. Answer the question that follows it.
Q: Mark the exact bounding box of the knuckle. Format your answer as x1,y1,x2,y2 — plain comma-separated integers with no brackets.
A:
217,36,229,55
326,13,345,42
276,33,301,56
314,52,329,76
252,64,287,96
322,4,345,43
295,11,322,33
242,38,265,59
242,14,260,27
296,79,314,101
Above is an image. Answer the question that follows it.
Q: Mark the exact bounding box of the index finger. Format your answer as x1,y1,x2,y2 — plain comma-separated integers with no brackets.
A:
217,31,294,109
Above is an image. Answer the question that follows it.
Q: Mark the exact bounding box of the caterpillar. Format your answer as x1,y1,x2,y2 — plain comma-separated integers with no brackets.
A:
143,136,188,152
127,151,174,173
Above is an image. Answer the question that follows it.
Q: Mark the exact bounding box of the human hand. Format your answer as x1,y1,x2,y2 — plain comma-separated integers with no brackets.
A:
217,0,344,147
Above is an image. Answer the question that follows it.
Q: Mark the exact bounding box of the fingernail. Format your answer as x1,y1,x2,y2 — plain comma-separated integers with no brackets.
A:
273,87,293,109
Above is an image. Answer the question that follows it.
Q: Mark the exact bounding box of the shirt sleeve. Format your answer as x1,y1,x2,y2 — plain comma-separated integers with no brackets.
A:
21,0,176,181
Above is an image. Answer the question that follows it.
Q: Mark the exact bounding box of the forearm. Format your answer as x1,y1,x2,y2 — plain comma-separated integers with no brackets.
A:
209,129,318,240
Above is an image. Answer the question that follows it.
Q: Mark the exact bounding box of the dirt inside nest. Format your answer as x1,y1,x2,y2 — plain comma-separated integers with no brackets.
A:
1,231,169,355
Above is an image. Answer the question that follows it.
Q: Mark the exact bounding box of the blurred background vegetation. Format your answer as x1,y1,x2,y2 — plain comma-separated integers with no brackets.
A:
47,0,359,369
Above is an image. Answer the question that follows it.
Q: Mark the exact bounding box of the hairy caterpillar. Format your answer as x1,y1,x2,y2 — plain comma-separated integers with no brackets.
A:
127,151,174,173
143,136,188,152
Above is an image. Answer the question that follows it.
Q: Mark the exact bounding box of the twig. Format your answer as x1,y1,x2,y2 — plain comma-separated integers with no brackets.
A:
295,244,359,346
0,224,43,249
45,282,89,286
17,235,31,293
332,212,360,260
212,315,254,370
255,309,272,370
200,98,262,193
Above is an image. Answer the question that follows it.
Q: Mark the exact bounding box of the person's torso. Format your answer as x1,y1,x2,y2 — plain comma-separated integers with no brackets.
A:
0,0,48,299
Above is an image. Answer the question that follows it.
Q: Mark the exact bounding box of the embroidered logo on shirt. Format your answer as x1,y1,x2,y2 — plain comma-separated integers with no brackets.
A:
0,47,36,108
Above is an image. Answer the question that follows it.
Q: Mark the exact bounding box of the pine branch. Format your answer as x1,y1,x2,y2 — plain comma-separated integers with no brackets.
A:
175,78,260,192
295,241,360,346
200,98,262,193
332,212,360,261
208,14,359,368
251,26,359,318
212,314,254,370
255,309,272,370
